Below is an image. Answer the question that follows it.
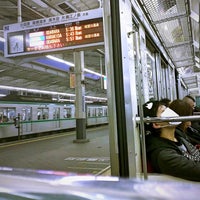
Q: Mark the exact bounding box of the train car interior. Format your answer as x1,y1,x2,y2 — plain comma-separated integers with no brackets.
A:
0,0,200,198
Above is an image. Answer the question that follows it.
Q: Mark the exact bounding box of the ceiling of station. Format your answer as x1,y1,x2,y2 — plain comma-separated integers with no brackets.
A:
0,0,199,101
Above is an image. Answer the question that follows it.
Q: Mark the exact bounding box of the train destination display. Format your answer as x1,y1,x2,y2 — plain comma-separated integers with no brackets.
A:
4,8,104,57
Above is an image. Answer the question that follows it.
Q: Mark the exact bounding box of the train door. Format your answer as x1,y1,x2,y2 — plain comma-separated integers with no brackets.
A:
53,107,60,128
21,107,32,133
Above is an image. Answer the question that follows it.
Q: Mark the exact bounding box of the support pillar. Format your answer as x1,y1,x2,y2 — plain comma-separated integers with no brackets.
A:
73,51,89,143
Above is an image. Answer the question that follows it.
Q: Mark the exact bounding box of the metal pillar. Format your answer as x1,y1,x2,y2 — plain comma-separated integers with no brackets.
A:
73,51,89,143
17,0,22,23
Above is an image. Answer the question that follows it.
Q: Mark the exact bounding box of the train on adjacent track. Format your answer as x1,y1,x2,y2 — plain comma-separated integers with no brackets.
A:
0,98,108,142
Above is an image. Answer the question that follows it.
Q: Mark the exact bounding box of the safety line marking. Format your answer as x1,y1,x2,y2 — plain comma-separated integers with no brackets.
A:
79,162,109,165
0,132,75,148
64,157,110,162
67,166,103,170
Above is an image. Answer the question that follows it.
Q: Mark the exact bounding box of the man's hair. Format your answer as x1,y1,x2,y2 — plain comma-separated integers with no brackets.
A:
143,100,164,135
160,98,171,107
169,99,193,116
169,99,193,132
183,95,195,103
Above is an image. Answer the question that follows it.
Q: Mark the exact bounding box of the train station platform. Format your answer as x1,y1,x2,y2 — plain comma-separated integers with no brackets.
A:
0,125,110,176
0,124,193,182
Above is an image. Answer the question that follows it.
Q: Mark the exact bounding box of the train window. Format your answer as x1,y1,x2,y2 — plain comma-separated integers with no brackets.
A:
86,106,108,117
97,108,103,116
94,108,97,117
160,61,168,97
102,106,108,116
89,107,96,117
53,107,60,119
196,97,200,107
95,108,99,117
105,107,108,116
21,107,32,121
87,108,91,117
0,107,16,122
63,107,72,118
37,108,49,120
146,50,156,99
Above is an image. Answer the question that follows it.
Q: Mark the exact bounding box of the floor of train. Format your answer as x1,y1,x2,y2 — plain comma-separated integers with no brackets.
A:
0,125,110,176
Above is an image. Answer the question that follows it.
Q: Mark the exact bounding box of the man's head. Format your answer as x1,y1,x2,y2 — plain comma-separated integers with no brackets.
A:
170,99,193,132
183,95,195,110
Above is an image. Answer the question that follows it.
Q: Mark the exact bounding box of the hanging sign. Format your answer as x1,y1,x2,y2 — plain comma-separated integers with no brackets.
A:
4,8,104,57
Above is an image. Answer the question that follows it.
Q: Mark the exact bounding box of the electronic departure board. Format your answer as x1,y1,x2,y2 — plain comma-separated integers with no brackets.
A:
4,8,104,57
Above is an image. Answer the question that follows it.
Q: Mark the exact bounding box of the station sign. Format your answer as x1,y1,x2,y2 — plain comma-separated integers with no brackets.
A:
4,8,104,57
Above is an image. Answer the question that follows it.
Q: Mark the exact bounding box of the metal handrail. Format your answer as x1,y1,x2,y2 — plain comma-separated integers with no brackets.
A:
136,115,200,123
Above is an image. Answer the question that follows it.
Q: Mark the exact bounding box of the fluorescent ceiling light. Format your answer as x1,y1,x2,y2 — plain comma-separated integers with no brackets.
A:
196,62,200,68
190,10,199,22
0,85,107,101
195,56,200,63
46,55,75,67
0,85,75,97
55,99,93,103
84,68,106,78
85,101,93,103
46,55,106,78
31,0,48,8
0,37,5,42
53,98,75,102
193,41,199,49
85,95,107,101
